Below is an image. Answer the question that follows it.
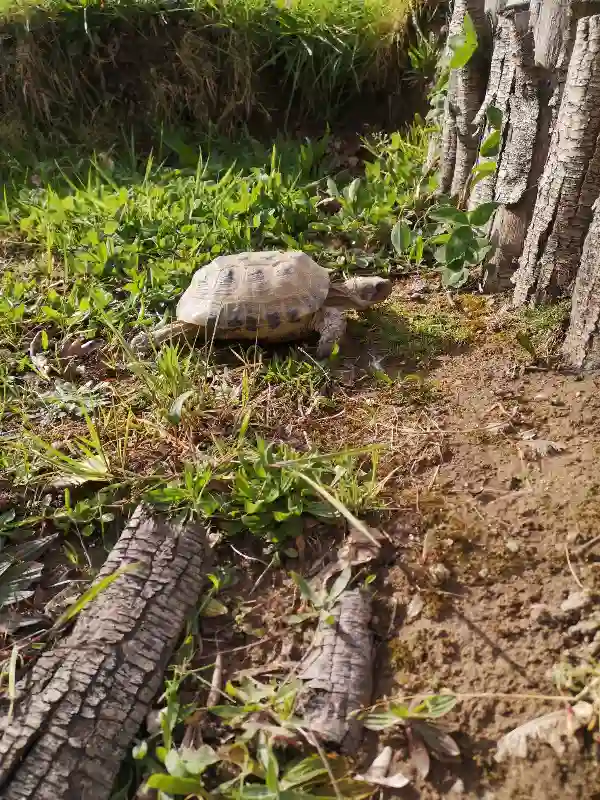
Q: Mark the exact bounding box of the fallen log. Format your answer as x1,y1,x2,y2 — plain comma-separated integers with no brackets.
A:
297,589,373,755
0,504,210,800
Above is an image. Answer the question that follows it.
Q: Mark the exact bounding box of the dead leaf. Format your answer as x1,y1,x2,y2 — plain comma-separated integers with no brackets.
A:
410,720,461,762
529,439,565,456
406,593,424,622
408,727,430,778
484,421,513,436
312,525,383,586
59,336,103,361
355,746,411,789
495,702,594,762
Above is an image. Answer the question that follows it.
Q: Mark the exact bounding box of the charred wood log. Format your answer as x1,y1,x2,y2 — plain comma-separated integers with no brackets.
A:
0,505,210,800
297,589,373,755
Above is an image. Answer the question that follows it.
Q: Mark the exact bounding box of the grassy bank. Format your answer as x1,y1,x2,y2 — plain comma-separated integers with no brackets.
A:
0,0,438,154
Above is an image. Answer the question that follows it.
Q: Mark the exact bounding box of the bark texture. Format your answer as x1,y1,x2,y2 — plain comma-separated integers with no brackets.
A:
0,505,210,800
562,198,600,368
439,0,491,197
298,589,373,754
512,14,600,305
476,9,554,289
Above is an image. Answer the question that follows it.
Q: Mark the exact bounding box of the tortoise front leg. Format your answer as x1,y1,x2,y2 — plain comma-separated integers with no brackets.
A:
313,307,347,359
130,321,199,355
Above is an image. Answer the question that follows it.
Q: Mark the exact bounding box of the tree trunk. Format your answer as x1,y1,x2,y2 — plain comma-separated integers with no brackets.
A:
562,198,600,368
478,7,554,289
438,0,491,197
0,505,210,800
512,14,600,305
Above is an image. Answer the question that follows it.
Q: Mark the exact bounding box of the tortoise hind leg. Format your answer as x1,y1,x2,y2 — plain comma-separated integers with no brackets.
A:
130,321,199,355
313,308,347,359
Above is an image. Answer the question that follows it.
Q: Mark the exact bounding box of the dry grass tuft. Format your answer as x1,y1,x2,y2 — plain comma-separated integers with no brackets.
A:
0,0,438,151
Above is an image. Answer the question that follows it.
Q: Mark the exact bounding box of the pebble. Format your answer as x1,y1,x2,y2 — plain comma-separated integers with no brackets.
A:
406,593,424,622
530,603,552,624
569,615,600,637
448,778,465,795
505,538,520,553
560,590,592,614
429,562,451,586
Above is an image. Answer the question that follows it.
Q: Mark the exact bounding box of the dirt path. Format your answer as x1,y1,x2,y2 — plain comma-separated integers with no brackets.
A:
370,329,600,797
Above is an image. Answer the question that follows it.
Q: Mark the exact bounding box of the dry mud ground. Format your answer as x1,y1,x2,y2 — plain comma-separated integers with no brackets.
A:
227,283,600,798
374,338,600,798
366,293,600,797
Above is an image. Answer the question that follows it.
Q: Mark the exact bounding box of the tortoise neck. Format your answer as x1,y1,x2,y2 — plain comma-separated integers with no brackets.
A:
325,282,366,310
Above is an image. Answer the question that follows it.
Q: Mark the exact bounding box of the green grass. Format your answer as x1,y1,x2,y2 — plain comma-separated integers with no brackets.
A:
0,0,438,152
0,131,432,346
0,131,434,559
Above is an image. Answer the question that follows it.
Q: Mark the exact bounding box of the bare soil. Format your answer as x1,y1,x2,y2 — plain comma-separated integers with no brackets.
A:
358,292,600,797
191,284,600,798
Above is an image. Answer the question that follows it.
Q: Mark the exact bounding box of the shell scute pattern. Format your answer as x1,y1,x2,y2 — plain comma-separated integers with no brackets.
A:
176,251,331,340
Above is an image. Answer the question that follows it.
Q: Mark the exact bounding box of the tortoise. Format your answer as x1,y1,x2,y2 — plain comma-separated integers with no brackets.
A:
131,250,392,358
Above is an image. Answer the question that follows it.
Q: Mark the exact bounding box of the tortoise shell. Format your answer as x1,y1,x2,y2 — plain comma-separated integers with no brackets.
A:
176,250,331,341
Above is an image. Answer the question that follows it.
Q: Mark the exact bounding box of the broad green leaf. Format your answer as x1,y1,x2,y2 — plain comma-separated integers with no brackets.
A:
421,693,458,718
433,245,447,264
441,266,470,289
165,749,188,778
428,206,469,226
448,12,478,69
327,565,352,604
480,129,501,157
445,226,476,262
209,704,245,720
362,710,403,731
470,161,497,188
132,740,148,760
199,597,228,617
144,774,206,796
167,389,195,425
326,177,339,198
281,754,329,789
468,202,499,227
181,744,219,776
428,233,451,245
486,105,503,130
391,219,412,254
344,177,361,204
290,571,320,606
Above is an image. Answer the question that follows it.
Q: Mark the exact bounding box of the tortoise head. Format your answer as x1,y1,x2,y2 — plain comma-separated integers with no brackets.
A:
326,275,393,310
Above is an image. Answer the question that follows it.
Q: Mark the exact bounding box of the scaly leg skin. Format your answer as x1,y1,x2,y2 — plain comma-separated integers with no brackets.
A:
313,307,347,359
130,321,199,355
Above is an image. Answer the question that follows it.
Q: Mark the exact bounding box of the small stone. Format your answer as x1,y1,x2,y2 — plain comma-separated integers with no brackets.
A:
561,590,592,614
429,562,451,586
479,567,489,579
448,778,465,795
534,393,548,401
569,615,600,637
530,603,552,624
505,538,520,553
406,593,424,622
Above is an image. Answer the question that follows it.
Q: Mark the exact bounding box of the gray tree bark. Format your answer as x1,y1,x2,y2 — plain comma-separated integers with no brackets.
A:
562,198,600,368
438,0,492,197
298,589,373,755
512,14,600,305
476,7,553,289
0,505,210,800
